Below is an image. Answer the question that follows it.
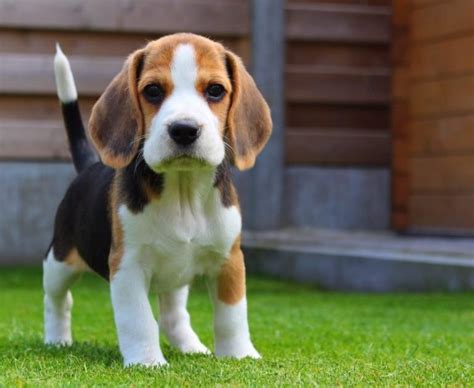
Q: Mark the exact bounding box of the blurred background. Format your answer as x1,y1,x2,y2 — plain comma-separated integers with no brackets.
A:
0,0,473,291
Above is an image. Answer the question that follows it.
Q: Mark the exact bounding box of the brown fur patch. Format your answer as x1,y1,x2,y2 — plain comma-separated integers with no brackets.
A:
108,176,125,279
64,248,90,272
89,49,145,169
217,235,246,305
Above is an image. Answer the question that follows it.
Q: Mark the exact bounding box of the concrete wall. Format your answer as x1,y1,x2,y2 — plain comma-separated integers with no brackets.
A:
284,167,390,230
0,162,390,264
0,162,75,264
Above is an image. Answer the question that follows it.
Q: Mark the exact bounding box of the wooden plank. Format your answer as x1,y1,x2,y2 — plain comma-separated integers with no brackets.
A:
286,65,390,104
411,115,474,156
290,0,391,5
285,128,391,165
0,96,96,120
0,30,251,65
0,120,69,160
412,0,447,8
0,0,249,36
286,104,389,129
412,0,474,42
410,194,474,231
286,42,389,67
411,155,474,192
392,173,409,208
410,35,474,80
286,3,391,43
410,75,474,118
393,138,409,174
0,53,122,96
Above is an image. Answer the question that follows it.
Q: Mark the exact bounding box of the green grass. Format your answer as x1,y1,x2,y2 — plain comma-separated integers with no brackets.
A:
0,267,473,386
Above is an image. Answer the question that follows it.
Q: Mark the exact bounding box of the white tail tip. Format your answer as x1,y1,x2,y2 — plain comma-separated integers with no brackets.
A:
54,43,78,103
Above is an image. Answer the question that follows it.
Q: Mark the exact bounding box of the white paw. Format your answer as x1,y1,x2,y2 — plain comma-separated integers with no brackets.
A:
177,339,211,355
124,357,168,368
215,340,261,359
44,337,73,347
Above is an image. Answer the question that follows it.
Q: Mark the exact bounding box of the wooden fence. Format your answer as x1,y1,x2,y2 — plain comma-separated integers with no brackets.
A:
285,0,392,166
392,0,474,234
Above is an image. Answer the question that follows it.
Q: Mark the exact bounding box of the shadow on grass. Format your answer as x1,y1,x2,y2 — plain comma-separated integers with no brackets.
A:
1,337,121,367
1,336,214,370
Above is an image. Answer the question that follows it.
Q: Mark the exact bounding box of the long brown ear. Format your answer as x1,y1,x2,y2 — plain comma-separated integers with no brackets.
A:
225,51,272,170
89,49,145,169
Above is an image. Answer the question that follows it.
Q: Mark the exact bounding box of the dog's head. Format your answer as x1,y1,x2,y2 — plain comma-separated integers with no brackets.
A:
89,33,272,172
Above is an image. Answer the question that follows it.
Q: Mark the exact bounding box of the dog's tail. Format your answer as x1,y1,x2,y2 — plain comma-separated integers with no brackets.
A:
54,44,98,173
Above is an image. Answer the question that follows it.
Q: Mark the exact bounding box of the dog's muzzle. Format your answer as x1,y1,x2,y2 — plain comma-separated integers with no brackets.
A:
168,120,201,147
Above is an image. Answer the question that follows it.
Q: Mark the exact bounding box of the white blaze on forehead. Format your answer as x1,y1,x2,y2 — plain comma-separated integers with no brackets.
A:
171,44,198,90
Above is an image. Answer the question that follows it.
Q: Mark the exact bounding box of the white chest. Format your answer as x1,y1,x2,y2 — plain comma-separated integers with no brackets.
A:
118,180,241,293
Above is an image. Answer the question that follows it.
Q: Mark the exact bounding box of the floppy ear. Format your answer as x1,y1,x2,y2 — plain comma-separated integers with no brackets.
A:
225,51,272,170
89,49,145,169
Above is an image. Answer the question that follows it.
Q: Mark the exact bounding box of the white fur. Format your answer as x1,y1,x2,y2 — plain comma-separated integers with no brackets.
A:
209,290,260,359
118,171,241,291
110,261,167,367
159,286,210,354
110,171,245,365
43,249,81,345
143,44,225,171
54,44,78,103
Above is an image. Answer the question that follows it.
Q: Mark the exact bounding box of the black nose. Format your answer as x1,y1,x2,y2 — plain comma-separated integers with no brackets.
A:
168,121,200,146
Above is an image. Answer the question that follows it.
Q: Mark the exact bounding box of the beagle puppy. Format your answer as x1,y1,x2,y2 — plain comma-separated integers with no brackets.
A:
44,33,272,367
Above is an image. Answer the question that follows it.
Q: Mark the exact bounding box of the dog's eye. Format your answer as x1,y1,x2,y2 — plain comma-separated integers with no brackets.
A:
143,84,164,104
205,84,225,101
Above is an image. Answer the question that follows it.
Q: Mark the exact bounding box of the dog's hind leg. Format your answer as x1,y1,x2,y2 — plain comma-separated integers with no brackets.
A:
158,285,210,354
43,247,84,346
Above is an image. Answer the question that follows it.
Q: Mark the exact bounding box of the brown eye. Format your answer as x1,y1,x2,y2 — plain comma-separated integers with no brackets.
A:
143,84,164,104
206,84,225,101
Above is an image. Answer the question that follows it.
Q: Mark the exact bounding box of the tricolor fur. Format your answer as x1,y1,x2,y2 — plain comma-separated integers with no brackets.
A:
43,33,272,367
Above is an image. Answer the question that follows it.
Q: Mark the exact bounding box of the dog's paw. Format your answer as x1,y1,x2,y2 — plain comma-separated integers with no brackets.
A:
44,336,73,347
124,357,168,368
215,340,261,359
177,339,211,355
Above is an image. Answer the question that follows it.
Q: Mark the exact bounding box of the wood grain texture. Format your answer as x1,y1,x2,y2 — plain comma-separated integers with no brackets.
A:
410,194,474,231
286,2,391,43
285,129,391,165
0,120,69,160
286,42,390,67
0,0,249,36
286,65,390,104
410,34,474,80
411,155,474,193
0,53,122,96
286,104,389,129
412,0,474,42
410,75,474,118
411,115,474,156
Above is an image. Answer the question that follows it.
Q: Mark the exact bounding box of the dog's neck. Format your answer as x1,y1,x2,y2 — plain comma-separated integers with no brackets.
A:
118,156,230,213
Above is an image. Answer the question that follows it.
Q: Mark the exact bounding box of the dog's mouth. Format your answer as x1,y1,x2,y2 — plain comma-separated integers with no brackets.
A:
149,155,214,172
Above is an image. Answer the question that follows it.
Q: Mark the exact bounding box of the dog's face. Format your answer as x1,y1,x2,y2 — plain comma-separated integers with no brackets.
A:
89,33,272,172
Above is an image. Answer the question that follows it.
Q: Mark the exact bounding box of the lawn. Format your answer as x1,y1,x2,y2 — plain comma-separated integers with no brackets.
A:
0,267,473,386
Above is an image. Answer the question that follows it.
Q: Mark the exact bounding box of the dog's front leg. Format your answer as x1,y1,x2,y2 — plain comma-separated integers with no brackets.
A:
110,260,166,367
208,241,260,359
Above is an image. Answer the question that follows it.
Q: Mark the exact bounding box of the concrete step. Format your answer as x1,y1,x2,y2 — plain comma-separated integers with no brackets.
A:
242,228,474,292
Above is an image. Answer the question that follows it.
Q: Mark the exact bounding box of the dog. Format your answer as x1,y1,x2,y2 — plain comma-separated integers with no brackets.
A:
43,33,272,367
